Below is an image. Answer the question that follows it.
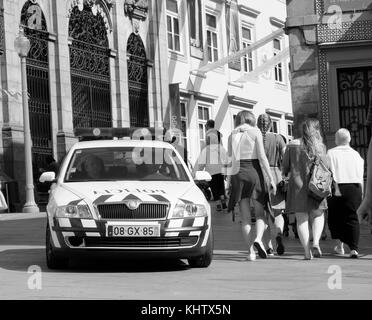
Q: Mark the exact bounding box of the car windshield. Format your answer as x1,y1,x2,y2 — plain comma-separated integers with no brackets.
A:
64,146,190,182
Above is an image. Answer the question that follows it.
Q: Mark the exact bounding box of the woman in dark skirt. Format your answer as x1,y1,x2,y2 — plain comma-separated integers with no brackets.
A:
327,129,364,258
227,111,276,261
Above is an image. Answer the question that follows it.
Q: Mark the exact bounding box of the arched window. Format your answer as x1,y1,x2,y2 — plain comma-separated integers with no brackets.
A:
69,3,112,128
127,33,149,127
20,0,52,197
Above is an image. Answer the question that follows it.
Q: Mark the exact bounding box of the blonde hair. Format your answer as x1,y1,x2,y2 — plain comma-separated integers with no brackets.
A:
235,110,256,128
301,118,326,158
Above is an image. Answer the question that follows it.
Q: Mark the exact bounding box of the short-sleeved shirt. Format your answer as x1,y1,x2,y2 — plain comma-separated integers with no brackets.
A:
264,132,286,168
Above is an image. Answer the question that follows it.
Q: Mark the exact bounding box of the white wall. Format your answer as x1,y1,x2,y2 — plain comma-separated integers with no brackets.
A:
166,0,293,165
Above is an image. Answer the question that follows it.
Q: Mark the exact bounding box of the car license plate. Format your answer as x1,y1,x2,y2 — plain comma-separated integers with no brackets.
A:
107,224,160,237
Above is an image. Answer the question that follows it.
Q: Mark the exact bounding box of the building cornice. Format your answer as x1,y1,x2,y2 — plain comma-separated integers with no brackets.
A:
266,108,285,118
180,89,218,104
238,5,260,18
228,95,256,109
270,17,285,28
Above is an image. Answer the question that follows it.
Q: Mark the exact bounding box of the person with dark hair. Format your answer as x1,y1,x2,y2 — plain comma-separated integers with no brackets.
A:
194,119,228,211
257,113,286,256
80,155,105,179
206,119,222,146
282,118,330,260
45,155,59,176
227,110,276,261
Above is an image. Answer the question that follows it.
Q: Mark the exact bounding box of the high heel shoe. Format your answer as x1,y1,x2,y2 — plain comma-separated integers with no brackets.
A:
312,246,322,258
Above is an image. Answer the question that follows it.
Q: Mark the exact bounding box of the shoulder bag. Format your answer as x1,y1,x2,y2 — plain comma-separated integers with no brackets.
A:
308,156,333,202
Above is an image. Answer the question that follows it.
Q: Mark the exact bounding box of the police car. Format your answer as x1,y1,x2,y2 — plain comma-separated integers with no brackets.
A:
39,128,213,269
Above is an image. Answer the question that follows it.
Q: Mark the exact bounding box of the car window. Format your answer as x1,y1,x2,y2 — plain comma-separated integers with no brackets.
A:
64,147,189,182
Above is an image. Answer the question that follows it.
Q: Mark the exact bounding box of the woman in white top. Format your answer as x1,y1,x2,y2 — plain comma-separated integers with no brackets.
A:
227,111,276,261
327,128,364,258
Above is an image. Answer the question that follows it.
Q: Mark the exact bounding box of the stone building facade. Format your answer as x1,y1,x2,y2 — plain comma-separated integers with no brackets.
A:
286,0,372,162
0,0,292,210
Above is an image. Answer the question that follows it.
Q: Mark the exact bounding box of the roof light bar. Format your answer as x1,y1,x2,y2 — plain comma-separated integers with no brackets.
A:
74,127,168,142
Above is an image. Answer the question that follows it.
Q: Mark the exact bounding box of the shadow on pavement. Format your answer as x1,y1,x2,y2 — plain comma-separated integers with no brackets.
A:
0,248,192,273
0,218,46,246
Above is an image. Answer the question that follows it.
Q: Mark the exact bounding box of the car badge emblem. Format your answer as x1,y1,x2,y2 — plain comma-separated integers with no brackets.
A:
126,200,140,210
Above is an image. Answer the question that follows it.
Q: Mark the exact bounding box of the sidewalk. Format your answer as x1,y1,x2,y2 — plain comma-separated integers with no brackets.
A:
0,212,46,221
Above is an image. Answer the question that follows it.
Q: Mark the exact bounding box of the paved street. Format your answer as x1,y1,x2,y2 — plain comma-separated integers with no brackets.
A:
0,206,372,300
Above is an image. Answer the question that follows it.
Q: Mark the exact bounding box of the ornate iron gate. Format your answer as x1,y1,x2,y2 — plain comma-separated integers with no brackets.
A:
127,33,149,127
337,67,372,167
69,4,111,128
21,1,52,195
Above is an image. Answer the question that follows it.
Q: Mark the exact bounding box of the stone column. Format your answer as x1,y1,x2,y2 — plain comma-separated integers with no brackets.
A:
148,0,170,129
0,0,28,210
112,1,130,127
52,0,78,161
286,0,319,138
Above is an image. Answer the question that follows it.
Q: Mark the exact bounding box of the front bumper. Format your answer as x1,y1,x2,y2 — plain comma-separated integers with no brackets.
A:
49,216,210,257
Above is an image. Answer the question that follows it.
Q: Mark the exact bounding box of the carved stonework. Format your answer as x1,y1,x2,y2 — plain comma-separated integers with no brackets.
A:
0,9,4,56
318,20,372,43
21,0,47,31
124,0,148,21
315,0,324,16
316,0,372,43
318,49,330,132
67,0,113,32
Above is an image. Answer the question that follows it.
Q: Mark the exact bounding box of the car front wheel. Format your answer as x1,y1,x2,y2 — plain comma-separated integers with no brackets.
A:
46,223,69,270
188,228,213,268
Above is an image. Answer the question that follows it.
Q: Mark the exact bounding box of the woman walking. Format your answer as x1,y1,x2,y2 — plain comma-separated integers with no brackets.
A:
282,118,329,260
257,113,286,255
327,128,364,258
227,111,276,261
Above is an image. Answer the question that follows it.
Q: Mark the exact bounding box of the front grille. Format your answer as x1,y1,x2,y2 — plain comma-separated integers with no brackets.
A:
79,237,198,248
97,203,169,220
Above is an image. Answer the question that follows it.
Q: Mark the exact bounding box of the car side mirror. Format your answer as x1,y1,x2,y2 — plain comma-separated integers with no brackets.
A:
194,171,212,182
39,171,56,183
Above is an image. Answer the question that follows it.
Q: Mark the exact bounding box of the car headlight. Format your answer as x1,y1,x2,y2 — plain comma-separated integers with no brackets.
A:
170,202,208,219
55,205,92,219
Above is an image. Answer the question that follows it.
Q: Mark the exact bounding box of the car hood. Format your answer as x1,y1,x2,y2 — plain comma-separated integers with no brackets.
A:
57,181,204,206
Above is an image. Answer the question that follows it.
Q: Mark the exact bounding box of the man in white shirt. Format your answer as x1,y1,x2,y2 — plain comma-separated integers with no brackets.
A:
194,120,228,211
327,128,364,258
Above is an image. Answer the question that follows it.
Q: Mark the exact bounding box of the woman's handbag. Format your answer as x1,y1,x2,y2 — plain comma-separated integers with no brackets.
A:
277,178,289,194
308,156,333,201
0,190,8,210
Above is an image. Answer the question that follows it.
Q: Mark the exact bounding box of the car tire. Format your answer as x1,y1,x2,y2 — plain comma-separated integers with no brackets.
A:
46,223,69,270
188,228,213,268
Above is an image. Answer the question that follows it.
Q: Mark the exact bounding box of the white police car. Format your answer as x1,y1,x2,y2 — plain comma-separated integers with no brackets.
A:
40,128,213,269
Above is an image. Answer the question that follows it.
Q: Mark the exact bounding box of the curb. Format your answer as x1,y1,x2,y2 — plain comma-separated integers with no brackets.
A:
0,212,47,221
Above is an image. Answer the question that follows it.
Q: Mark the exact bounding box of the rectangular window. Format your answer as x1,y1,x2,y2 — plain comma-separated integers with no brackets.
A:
287,121,293,141
166,0,181,52
270,119,280,134
198,105,210,150
206,13,218,62
180,101,188,156
273,38,283,83
242,26,253,72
